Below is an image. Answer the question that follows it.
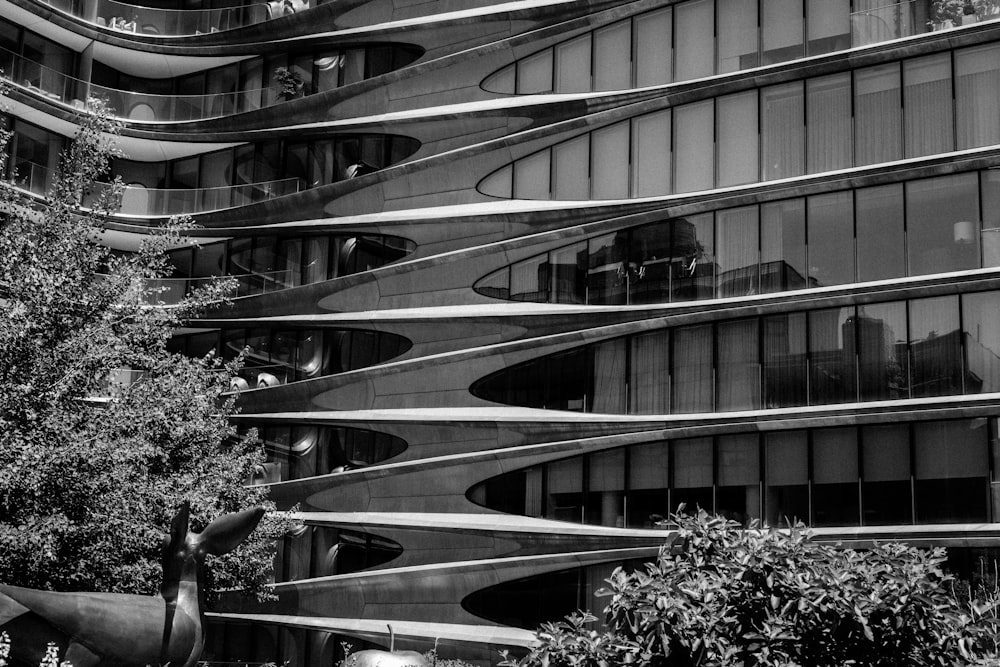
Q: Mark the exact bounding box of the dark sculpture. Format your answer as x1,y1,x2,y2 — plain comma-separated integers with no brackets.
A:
0,502,264,667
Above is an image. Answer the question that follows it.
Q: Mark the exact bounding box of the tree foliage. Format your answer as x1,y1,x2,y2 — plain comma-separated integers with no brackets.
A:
0,100,288,598
504,511,1000,667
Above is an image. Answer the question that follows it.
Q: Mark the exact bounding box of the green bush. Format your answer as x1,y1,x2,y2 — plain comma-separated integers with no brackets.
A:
503,511,1000,667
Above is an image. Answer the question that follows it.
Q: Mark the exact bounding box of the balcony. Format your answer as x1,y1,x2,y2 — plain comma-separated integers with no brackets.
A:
851,0,1000,47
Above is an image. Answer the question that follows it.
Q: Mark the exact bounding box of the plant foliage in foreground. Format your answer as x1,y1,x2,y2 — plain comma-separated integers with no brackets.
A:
503,510,1000,667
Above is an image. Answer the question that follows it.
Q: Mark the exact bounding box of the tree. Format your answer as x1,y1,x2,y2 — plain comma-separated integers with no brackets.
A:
0,99,288,598
504,511,1000,667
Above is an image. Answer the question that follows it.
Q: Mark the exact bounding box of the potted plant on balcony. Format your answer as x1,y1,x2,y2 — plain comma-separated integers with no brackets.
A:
273,66,304,101
929,0,965,27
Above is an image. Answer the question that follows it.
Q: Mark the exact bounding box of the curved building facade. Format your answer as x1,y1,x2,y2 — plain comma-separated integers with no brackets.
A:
4,0,1000,664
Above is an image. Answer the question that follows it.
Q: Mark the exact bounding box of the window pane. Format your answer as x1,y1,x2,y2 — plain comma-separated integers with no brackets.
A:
761,82,804,181
630,223,672,304
546,457,583,521
983,171,1000,267
717,206,760,298
588,448,625,526
674,100,714,193
856,184,905,282
906,173,980,275
908,295,962,398
591,339,627,413
675,0,714,81
761,198,807,293
552,136,590,200
861,424,912,525
766,431,808,524
593,22,631,90
673,437,713,514
963,291,1000,394
806,73,852,173
631,110,671,197
762,0,804,65
809,307,855,404
763,312,808,408
717,319,760,410
630,331,670,414
903,53,953,159
628,441,669,527
955,43,1000,150
718,0,758,73
510,255,549,302
555,35,591,93
812,427,859,527
855,64,902,165
591,122,630,199
514,151,550,199
550,242,587,304
717,91,759,187
914,419,988,523
672,325,714,413
517,50,554,94
672,213,715,302
634,7,672,87
588,232,629,304
807,0,850,55
807,191,854,287
857,301,908,401
717,434,760,524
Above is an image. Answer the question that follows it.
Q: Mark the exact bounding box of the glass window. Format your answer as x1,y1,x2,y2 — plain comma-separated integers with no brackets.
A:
908,295,962,398
634,7,672,87
718,0,758,73
672,437,713,514
763,312,808,408
314,51,343,93
672,325,714,413
628,441,669,527
674,0,714,81
855,64,902,165
717,319,760,411
765,430,808,525
809,307,854,404
546,457,583,522
630,331,670,414
717,434,760,524
904,53,954,158
588,449,625,526
812,427,859,526
510,255,549,302
806,73,852,173
806,0,849,55
856,184,905,282
517,50,554,94
716,206,759,298
983,171,1000,267
591,339,627,413
588,232,629,304
761,82,804,181
630,223,672,304
631,110,671,197
955,43,1000,150
856,301,908,401
513,151,550,199
861,424,912,525
762,0,804,65
591,123,630,199
761,198,807,293
674,100,714,193
555,35,591,93
962,291,1000,394
552,136,590,200
807,191,854,287
914,419,988,523
550,241,587,304
342,50,365,85
593,22,631,91
717,91,759,187
906,173,980,276
672,213,715,302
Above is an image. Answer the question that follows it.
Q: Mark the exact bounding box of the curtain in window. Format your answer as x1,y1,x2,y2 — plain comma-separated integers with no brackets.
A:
914,419,988,523
761,198,807,293
716,206,760,297
807,0,850,55
593,22,631,90
513,151,551,199
763,312,807,408
903,54,953,159
630,331,670,414
852,0,917,45
908,295,962,398
672,324,714,413
550,241,587,304
592,123,630,199
761,82,804,180
856,184,904,282
517,50,553,94
674,438,713,488
634,7,672,87
631,111,671,197
955,43,1000,150
717,91,759,187
854,64,901,165
717,319,760,410
765,431,808,524
718,0,758,73
861,423,911,525
762,0,804,64
807,191,854,287
555,35,591,93
675,0,714,80
806,73,852,173
552,135,590,200
674,100,714,193
982,172,1000,267
591,338,627,413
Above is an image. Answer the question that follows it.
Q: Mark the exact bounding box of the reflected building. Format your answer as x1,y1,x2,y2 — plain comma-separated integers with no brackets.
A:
5,0,1000,664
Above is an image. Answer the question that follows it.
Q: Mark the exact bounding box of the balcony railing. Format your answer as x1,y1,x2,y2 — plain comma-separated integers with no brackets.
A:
7,160,304,216
851,0,1000,47
146,270,296,304
0,47,284,121
36,0,309,36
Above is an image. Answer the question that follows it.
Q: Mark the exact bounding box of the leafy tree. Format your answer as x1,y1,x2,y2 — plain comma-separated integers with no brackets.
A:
504,511,1000,667
0,100,287,598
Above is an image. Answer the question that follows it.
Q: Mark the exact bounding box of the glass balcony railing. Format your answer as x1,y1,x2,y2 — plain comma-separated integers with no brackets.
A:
7,160,304,215
145,270,296,304
851,0,1000,47
36,0,304,36
0,47,284,121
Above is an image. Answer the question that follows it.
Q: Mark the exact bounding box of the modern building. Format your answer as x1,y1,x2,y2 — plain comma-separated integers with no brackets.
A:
4,0,1000,663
